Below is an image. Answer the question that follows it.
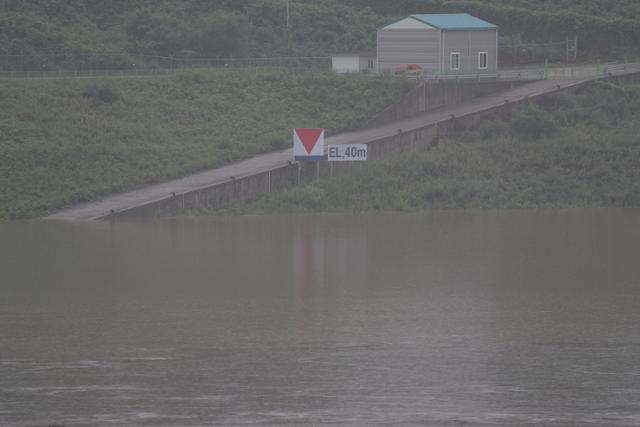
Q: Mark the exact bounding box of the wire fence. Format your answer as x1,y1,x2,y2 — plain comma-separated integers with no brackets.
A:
499,62,640,81
0,38,576,70
499,40,571,66
0,53,331,74
0,53,638,82
404,61,640,82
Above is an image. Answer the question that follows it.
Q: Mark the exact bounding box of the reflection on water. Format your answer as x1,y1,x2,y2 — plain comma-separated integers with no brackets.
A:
1,210,640,426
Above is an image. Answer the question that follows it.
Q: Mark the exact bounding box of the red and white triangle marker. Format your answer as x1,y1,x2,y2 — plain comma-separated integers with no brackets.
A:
293,128,325,161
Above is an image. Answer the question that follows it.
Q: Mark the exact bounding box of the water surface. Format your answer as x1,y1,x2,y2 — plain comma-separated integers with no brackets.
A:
1,210,640,426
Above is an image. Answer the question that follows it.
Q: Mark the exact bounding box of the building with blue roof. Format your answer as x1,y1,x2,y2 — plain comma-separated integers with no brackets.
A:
377,13,498,76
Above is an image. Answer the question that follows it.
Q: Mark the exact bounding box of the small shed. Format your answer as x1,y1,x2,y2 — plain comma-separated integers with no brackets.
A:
331,52,377,73
377,13,498,76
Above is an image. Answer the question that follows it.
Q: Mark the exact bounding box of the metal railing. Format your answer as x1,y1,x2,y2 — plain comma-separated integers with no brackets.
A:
404,62,640,83
499,62,640,81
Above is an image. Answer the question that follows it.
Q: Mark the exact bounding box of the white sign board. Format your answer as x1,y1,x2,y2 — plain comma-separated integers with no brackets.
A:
328,144,368,161
294,128,325,161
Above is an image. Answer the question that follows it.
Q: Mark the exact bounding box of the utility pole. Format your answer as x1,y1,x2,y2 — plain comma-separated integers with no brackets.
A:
285,0,291,55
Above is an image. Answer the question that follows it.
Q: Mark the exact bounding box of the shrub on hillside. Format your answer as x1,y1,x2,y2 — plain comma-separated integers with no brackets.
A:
82,83,121,103
511,102,557,139
177,71,208,84
623,184,640,206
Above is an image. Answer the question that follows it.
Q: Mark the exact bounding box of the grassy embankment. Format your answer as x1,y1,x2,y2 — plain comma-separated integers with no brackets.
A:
0,70,413,219
210,81,640,215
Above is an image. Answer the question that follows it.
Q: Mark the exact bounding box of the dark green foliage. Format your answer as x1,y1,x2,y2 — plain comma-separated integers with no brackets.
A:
511,102,557,139
623,184,640,206
124,9,251,58
218,82,640,215
1,0,639,70
0,69,410,219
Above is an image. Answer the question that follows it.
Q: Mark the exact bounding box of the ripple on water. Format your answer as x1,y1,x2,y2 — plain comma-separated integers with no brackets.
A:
2,385,146,396
12,360,116,371
123,356,172,362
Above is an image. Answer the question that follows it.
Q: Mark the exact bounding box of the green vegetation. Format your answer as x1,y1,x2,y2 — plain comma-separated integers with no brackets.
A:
2,1,640,219
0,70,412,219
1,0,639,70
212,81,640,215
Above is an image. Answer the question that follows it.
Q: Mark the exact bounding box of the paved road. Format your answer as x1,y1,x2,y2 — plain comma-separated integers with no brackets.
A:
49,66,640,221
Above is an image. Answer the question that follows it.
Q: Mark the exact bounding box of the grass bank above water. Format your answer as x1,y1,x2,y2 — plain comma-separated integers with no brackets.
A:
0,70,413,219
209,81,640,215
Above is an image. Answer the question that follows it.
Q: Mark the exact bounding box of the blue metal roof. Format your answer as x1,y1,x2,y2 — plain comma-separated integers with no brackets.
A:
410,13,497,31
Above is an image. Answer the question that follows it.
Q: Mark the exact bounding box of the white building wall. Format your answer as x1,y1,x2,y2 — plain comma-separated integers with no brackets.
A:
377,29,442,73
359,57,376,72
332,56,361,73
443,29,498,75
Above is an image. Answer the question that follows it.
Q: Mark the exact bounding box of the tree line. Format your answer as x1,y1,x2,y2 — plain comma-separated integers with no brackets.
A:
0,0,639,70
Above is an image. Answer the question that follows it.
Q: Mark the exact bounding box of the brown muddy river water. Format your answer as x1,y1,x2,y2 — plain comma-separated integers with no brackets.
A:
1,210,640,426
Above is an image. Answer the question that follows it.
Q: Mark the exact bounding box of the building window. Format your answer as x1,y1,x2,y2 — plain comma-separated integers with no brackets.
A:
479,52,488,69
450,52,460,71
368,59,374,69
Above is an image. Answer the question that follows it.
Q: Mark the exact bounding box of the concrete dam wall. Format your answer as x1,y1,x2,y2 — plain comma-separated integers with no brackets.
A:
368,79,529,125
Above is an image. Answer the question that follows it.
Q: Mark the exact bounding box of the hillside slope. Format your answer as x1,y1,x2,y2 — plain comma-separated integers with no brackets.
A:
213,81,640,214
0,70,412,219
